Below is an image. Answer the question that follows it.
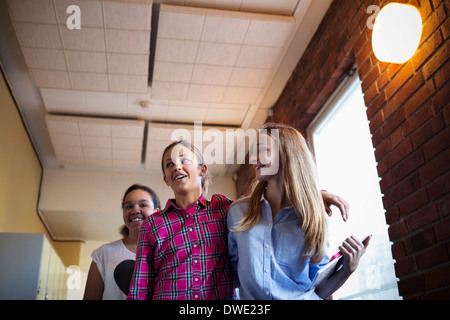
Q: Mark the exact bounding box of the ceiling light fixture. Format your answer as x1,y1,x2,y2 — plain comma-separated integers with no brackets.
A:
139,100,151,110
372,3,423,64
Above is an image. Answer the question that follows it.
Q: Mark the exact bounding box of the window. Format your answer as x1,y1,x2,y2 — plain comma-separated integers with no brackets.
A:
308,70,401,300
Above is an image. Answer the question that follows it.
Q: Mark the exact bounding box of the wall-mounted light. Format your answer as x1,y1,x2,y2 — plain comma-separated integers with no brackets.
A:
372,3,422,64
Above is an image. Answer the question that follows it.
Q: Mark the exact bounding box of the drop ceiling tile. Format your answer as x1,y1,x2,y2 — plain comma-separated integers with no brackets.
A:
167,105,207,122
21,48,67,71
7,0,57,24
84,157,113,168
201,16,250,44
46,116,80,135
187,84,226,103
54,145,83,158
155,39,199,63
79,122,111,137
70,72,109,91
195,42,240,66
205,107,246,125
109,74,148,93
228,67,272,87
244,19,294,47
53,0,103,28
236,45,281,68
113,149,142,160
153,62,193,83
65,51,107,73
105,29,150,55
81,136,112,148
49,134,82,147
41,88,87,113
14,22,62,48
113,159,141,170
222,86,261,104
186,0,243,11
103,1,152,31
191,65,232,85
107,53,149,75
84,147,112,159
111,123,145,138
240,0,299,15
59,26,106,52
151,82,189,100
113,138,142,149
158,10,205,41
58,157,85,167
84,91,127,112
29,69,71,89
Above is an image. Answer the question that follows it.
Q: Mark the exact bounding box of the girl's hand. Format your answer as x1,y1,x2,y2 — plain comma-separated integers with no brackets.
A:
339,235,371,275
321,191,349,222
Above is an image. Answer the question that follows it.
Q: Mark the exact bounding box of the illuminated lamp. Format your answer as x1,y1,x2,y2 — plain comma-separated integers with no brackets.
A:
372,3,423,64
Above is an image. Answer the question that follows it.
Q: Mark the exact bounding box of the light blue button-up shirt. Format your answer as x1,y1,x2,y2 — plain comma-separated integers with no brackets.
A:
227,196,330,300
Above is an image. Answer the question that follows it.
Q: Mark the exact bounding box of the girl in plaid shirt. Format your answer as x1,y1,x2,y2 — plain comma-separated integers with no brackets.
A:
128,140,234,300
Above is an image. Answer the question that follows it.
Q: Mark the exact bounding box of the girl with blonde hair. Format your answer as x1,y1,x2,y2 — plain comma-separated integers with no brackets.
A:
228,123,370,299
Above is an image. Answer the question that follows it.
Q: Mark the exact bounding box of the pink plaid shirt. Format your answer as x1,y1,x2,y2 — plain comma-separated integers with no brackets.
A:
127,194,234,300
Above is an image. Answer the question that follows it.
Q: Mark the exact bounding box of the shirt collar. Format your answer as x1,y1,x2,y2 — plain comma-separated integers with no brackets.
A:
164,194,207,213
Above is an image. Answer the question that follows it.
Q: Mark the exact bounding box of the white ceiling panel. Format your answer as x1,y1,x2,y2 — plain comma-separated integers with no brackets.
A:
7,0,152,94
46,115,145,170
152,4,295,108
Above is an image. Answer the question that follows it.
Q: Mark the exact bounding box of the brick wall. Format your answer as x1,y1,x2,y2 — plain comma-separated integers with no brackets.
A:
235,0,449,299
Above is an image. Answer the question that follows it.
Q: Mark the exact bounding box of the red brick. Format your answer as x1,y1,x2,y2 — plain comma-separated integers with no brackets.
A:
386,137,413,168
419,148,450,185
435,215,450,242
399,188,429,216
424,265,450,295
396,150,426,181
398,274,426,297
394,71,425,108
385,63,414,100
417,244,449,270
404,226,436,254
403,102,434,137
422,38,450,80
394,256,416,278
403,80,435,118
414,25,444,71
374,136,391,161
388,219,408,240
434,60,449,89
405,203,439,232
431,81,450,112
422,125,450,160
427,170,450,201
411,114,445,149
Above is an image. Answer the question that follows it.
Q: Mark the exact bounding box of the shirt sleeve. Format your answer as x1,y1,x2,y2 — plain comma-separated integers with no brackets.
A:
127,221,155,300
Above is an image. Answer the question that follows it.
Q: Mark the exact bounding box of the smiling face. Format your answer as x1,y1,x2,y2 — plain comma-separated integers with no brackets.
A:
162,143,207,195
122,189,155,234
250,132,281,181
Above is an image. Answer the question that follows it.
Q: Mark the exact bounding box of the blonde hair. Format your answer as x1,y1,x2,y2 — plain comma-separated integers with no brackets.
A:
236,123,327,264
161,140,210,194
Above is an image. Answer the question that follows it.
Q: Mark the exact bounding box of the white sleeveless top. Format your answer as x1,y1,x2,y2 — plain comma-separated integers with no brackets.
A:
91,239,136,300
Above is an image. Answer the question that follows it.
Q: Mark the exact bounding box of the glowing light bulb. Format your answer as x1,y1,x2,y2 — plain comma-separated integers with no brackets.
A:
372,3,423,64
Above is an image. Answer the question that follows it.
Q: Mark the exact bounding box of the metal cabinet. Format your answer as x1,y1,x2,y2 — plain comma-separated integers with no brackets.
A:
0,233,67,300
